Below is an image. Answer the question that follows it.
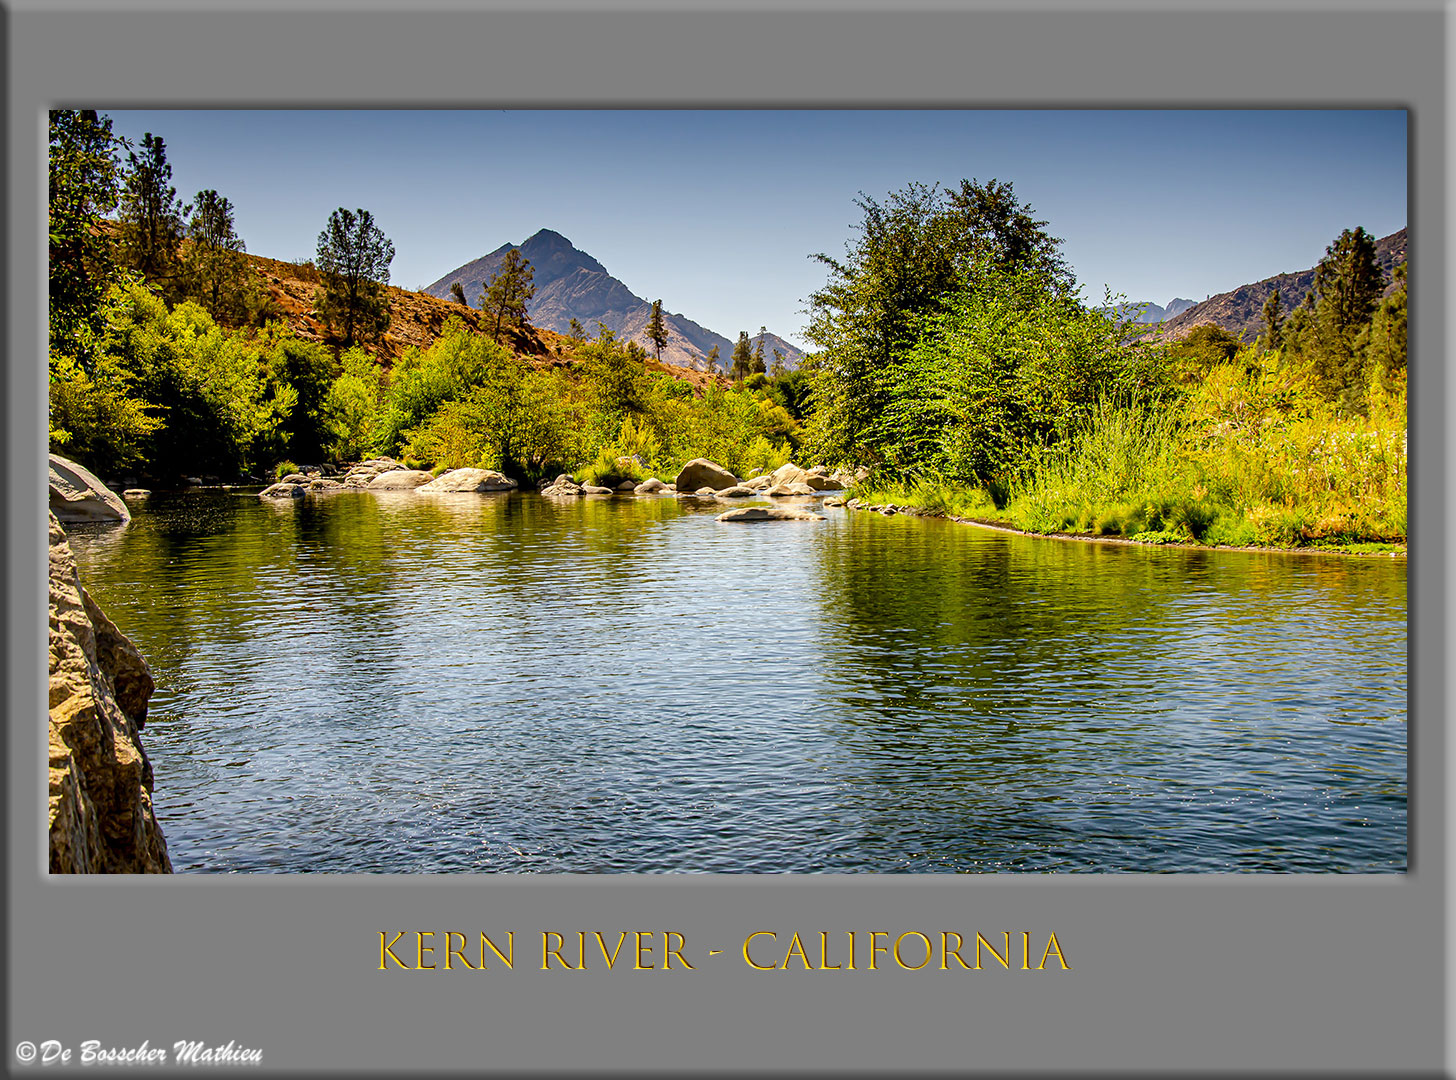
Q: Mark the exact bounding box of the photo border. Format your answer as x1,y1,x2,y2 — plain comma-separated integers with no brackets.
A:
7,2,1445,1075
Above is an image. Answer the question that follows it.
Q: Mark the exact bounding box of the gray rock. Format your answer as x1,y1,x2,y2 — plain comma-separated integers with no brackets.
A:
122,489,151,499
695,487,717,496
765,481,817,497
634,478,668,494
366,469,435,491
715,485,757,498
540,478,584,498
675,458,738,492
740,474,775,491
49,455,130,523
823,496,846,507
417,468,517,493
259,483,306,499
717,506,825,523
581,485,615,495
616,480,639,491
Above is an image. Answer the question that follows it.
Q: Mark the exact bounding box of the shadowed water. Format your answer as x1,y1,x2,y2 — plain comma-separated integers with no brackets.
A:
65,489,1407,873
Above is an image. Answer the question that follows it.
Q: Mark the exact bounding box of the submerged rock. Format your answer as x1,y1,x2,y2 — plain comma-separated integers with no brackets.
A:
635,478,668,494
717,506,825,523
259,482,306,499
581,484,615,495
675,458,738,492
49,512,171,873
715,486,757,498
49,454,130,524
417,468,517,493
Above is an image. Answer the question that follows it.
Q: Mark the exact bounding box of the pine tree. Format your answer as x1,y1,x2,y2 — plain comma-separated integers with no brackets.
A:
118,132,187,289
646,299,669,362
449,281,467,304
181,189,250,323
1310,227,1385,408
479,248,535,344
315,207,395,347
568,317,585,343
751,327,767,375
1260,288,1283,351
704,344,721,373
730,331,752,382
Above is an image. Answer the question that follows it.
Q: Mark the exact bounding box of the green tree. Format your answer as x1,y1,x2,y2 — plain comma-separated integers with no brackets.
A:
181,189,251,323
1260,288,1284,352
646,299,669,363
804,178,1066,465
322,347,385,462
479,248,535,343
49,109,123,362
873,261,1165,488
117,132,187,290
731,331,752,382
568,317,586,344
1360,260,1407,396
315,207,395,347
751,327,767,375
449,281,467,305
263,329,339,463
578,325,647,418
704,344,721,373
1304,227,1386,409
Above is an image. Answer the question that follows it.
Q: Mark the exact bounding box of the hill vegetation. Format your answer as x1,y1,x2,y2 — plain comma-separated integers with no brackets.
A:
48,111,1405,550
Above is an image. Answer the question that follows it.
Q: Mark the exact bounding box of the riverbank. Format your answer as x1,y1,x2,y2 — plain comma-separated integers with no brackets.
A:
843,484,1407,558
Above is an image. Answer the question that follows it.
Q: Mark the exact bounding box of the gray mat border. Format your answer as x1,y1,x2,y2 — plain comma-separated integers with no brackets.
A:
5,2,1444,1076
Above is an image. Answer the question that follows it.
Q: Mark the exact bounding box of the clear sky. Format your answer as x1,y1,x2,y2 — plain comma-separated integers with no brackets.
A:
103,110,1406,350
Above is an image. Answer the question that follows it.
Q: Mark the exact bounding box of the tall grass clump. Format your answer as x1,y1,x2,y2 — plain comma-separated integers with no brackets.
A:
1005,398,1218,541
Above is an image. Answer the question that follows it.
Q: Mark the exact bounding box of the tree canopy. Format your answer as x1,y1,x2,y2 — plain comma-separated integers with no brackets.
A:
315,207,395,347
479,248,535,344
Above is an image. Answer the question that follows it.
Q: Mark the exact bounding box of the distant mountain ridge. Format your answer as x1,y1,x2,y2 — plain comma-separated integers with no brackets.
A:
425,229,804,372
1146,227,1407,342
1112,297,1196,323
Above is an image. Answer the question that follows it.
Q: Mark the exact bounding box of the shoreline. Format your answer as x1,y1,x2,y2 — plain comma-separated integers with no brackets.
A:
841,500,1407,560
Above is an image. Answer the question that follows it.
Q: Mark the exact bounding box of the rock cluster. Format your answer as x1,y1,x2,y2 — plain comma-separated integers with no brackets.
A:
257,456,859,512
49,512,171,873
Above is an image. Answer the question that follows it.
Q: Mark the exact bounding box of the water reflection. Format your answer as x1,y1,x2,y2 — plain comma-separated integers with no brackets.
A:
65,491,1406,873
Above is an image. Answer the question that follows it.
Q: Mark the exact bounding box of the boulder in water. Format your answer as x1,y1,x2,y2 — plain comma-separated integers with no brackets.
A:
49,455,129,524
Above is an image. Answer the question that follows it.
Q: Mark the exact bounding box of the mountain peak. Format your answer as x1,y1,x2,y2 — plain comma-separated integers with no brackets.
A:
425,232,805,372
523,228,573,249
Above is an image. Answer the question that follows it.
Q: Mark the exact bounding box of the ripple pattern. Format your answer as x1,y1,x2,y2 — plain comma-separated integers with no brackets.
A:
65,490,1407,873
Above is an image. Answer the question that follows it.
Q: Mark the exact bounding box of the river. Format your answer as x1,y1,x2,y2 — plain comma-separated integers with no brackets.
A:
64,489,1408,873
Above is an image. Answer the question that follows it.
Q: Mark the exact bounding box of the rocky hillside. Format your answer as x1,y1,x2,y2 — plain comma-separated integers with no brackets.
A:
49,511,171,873
424,229,806,373
246,252,559,365
1148,227,1406,342
245,251,727,394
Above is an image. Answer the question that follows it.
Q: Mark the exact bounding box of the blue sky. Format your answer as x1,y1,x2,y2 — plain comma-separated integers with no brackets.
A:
103,110,1406,350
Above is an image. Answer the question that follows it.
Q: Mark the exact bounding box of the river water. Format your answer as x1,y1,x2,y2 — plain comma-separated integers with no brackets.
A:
64,489,1408,874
